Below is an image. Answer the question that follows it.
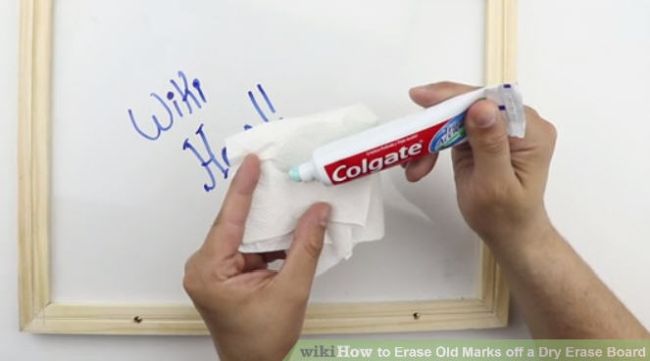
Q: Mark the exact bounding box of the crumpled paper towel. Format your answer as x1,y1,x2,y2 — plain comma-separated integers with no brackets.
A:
225,104,385,275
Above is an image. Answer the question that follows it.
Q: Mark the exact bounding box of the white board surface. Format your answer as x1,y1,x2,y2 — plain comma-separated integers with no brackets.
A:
50,0,485,304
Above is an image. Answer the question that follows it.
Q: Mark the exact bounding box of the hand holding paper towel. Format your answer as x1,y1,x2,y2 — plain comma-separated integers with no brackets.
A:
225,105,385,275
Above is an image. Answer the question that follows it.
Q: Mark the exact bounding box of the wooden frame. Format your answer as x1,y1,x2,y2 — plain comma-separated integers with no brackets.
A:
18,0,517,335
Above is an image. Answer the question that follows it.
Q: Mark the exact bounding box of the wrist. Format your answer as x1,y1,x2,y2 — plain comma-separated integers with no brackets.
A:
480,209,556,256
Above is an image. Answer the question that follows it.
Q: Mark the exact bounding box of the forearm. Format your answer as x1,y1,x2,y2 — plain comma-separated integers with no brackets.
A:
487,218,649,338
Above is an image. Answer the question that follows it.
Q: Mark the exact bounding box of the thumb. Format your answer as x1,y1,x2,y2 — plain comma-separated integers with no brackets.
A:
275,203,330,295
464,100,513,180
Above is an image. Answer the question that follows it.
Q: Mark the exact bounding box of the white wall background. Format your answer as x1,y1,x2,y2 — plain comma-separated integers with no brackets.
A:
1,0,648,360
518,0,650,327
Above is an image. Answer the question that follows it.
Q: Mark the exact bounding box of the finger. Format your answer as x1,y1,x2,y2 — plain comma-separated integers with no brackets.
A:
515,106,557,150
241,253,268,272
261,250,286,263
228,269,278,288
450,141,473,176
409,81,478,108
464,100,514,181
509,107,558,190
203,154,261,257
274,203,330,295
240,251,286,272
405,153,439,182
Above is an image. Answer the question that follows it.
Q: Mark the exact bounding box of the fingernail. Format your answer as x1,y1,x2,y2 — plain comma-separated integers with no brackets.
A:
410,84,428,92
318,205,331,227
473,108,497,128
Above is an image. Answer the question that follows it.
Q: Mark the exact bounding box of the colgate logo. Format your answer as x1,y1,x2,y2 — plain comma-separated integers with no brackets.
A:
331,143,423,183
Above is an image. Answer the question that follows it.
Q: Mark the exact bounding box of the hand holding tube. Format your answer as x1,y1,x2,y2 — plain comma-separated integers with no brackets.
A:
407,82,556,248
407,81,648,338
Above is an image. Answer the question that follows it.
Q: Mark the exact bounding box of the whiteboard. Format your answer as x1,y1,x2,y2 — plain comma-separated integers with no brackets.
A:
49,0,485,305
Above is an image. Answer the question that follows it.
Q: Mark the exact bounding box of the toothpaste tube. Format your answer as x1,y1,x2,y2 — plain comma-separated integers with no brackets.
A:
288,84,526,186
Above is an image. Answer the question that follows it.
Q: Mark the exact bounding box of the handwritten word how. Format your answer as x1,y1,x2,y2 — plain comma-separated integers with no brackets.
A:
183,124,230,192
244,84,281,130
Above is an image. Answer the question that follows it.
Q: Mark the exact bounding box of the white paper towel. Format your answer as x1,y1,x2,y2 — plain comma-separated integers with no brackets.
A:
225,104,385,275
